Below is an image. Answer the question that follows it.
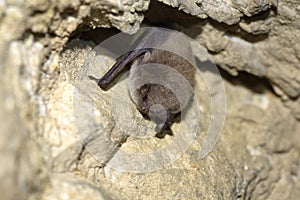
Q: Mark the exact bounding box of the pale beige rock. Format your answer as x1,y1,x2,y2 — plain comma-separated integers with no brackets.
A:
41,174,115,200
87,0,150,33
0,0,300,199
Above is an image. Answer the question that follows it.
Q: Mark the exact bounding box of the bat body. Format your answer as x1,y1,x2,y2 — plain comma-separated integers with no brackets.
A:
89,28,196,134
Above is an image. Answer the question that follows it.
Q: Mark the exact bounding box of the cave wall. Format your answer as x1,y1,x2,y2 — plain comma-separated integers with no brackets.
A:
0,0,299,199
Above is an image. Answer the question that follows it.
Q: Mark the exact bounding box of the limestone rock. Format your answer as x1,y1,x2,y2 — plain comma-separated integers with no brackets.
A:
0,0,300,199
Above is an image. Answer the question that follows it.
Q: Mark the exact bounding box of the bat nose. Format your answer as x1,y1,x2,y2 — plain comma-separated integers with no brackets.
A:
148,104,168,132
155,123,167,133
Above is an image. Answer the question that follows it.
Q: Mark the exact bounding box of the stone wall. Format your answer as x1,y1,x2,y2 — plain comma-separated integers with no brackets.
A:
0,0,299,199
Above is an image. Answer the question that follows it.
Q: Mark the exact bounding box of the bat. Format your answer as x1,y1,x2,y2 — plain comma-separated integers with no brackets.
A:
89,28,196,136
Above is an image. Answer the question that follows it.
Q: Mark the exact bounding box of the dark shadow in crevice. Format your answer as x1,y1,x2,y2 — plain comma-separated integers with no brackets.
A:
70,0,278,45
219,67,275,95
195,58,275,95
143,0,205,39
68,0,277,97
76,27,121,44
208,7,277,43
208,19,269,43
75,0,204,44
144,0,201,27
242,9,274,23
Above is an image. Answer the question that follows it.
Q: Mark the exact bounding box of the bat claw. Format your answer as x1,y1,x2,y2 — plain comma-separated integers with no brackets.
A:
88,75,99,82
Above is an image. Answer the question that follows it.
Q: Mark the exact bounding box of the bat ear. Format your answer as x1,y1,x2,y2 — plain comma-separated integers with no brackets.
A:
150,107,174,133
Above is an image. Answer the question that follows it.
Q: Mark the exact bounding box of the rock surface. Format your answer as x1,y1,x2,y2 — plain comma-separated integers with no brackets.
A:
0,0,299,200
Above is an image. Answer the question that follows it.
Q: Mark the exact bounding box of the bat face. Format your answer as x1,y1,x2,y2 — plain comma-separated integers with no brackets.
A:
133,82,179,133
89,29,196,135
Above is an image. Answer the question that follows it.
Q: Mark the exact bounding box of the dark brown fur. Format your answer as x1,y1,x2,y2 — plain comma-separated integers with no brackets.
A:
89,29,196,134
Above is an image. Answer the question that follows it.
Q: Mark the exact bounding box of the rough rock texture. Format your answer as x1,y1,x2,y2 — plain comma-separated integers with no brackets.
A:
146,0,300,119
158,0,278,24
220,73,300,199
0,0,299,200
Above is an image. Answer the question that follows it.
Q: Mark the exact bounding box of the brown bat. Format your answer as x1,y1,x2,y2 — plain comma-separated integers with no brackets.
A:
89,28,196,135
